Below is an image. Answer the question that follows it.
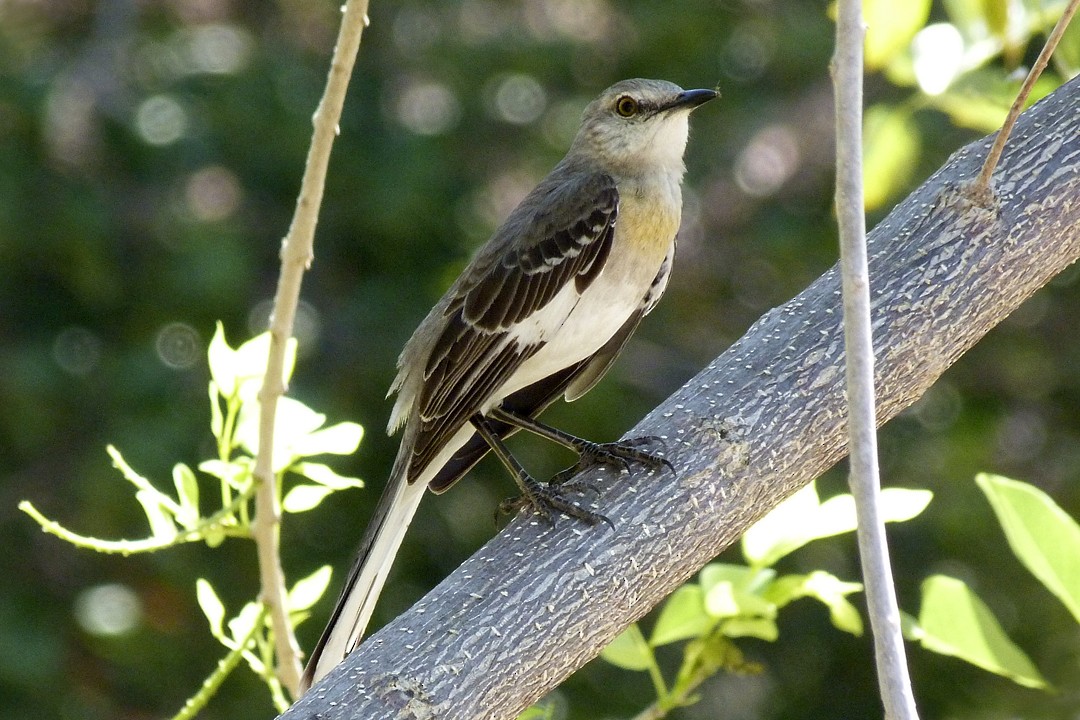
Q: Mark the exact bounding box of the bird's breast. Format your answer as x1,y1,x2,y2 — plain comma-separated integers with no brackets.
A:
487,177,681,406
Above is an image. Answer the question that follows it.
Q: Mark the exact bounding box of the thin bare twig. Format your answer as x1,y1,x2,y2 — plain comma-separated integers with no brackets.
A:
972,0,1080,197
253,0,372,699
832,2,919,719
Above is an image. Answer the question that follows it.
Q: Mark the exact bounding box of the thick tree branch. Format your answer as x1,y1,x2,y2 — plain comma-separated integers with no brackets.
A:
284,76,1080,720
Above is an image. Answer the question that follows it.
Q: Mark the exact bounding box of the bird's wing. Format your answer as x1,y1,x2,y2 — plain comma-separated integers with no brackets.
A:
404,171,619,484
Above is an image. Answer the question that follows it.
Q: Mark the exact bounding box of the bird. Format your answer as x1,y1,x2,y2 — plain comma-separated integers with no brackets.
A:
300,78,717,692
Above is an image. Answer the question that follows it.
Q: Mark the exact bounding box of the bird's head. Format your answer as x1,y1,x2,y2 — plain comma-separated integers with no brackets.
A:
571,78,717,178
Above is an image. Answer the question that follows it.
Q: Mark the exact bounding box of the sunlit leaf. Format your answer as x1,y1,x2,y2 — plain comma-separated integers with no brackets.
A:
982,0,1009,42
196,578,226,638
136,490,177,541
911,23,966,95
976,473,1080,624
208,382,224,440
864,0,932,69
288,565,333,613
233,332,298,399
816,488,932,537
210,326,299,402
235,396,326,471
198,458,252,489
228,601,263,645
742,482,931,567
207,322,238,397
742,483,821,567
918,574,1049,689
722,617,778,641
283,484,334,513
864,104,921,210
650,584,712,647
600,623,653,671
802,571,864,635
704,580,776,622
291,422,365,458
172,463,199,528
942,0,992,41
1057,11,1080,76
293,462,363,490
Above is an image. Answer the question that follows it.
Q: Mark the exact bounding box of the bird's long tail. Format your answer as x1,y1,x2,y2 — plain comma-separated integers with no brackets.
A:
299,468,427,692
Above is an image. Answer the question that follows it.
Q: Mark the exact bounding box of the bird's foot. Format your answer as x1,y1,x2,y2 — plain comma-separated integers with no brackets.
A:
571,435,675,477
497,473,612,529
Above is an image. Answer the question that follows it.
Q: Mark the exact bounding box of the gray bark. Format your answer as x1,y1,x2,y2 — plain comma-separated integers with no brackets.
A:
283,76,1080,720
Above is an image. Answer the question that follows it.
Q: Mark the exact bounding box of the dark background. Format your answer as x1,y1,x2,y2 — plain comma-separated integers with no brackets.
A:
2,0,1079,718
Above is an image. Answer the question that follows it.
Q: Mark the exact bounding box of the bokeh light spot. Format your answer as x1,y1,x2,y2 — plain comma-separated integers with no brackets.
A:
185,165,242,222
135,95,188,146
395,80,461,136
53,327,103,377
155,322,201,369
185,24,252,75
734,124,800,198
491,74,546,125
74,584,142,637
247,299,322,350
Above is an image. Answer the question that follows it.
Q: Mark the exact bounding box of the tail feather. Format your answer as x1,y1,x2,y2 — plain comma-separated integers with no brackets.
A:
300,470,427,692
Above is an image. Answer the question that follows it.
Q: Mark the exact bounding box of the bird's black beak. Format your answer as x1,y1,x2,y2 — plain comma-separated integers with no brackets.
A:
663,88,719,113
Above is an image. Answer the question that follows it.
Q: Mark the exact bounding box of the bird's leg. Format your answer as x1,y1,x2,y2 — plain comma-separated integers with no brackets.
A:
487,406,676,478
470,414,610,527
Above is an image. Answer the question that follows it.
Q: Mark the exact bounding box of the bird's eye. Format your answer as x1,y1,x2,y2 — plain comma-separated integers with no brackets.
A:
614,95,639,117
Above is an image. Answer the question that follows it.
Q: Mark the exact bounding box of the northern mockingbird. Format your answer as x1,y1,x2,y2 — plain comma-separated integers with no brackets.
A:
301,78,716,691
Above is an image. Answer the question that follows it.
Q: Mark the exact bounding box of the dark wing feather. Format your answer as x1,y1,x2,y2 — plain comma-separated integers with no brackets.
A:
404,170,620,487
461,175,618,330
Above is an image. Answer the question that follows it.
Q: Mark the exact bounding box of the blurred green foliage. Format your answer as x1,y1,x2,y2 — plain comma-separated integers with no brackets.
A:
1,0,1078,718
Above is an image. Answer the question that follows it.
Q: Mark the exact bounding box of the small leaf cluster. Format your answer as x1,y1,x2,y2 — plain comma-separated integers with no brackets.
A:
598,483,932,716
589,471,1080,718
20,323,365,717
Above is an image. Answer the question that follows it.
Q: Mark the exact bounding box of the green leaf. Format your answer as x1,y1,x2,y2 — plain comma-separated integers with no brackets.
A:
282,484,334,513
288,565,333,613
704,580,776,622
172,463,200,528
291,421,365,458
918,575,1049,689
209,325,299,401
293,462,363,490
864,0,932,69
650,585,712,647
742,482,932,567
234,332,298,399
721,617,778,641
700,563,771,594
198,458,251,489
208,381,224,440
909,23,966,95
600,624,653,671
235,396,326,470
207,322,238,398
136,490,177,541
228,601,263,645
976,473,1080,624
802,572,864,635
196,578,226,638
1057,10,1080,76
863,104,921,210
942,0,989,41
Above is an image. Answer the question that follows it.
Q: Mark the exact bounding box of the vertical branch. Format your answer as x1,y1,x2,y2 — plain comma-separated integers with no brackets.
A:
252,0,372,699
831,2,919,719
